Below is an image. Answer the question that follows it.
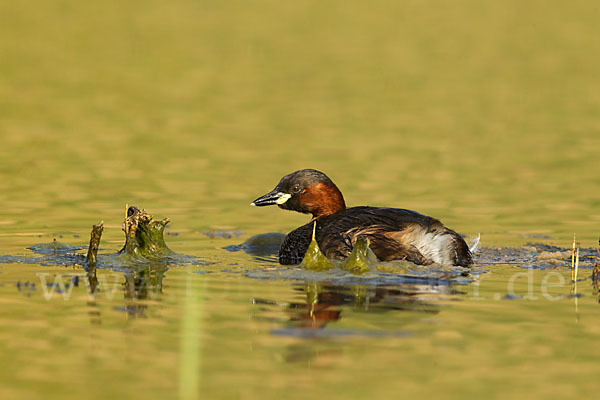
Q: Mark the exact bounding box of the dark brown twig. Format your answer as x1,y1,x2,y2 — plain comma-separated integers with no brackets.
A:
86,221,104,265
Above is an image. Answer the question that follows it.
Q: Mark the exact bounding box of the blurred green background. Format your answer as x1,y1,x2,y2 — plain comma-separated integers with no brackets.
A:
2,2,600,400
0,0,599,243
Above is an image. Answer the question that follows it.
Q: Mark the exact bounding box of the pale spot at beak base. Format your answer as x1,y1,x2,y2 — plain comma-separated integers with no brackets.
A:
275,193,292,205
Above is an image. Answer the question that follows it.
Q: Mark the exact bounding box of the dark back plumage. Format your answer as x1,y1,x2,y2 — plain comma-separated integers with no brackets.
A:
279,206,472,266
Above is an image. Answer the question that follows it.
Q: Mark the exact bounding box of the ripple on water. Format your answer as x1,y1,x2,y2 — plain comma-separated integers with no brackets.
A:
1,236,596,282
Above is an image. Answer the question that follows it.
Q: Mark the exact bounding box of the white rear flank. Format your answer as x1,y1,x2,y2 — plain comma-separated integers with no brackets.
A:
409,226,458,265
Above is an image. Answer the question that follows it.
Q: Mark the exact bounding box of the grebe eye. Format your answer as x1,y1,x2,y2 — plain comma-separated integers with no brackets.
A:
292,184,302,193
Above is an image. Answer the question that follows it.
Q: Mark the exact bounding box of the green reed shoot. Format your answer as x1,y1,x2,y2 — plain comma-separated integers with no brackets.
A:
571,234,576,283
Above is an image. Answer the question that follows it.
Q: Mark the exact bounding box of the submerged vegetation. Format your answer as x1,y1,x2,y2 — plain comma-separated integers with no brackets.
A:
299,223,334,271
299,223,375,275
339,237,377,274
0,206,200,305
117,206,173,260
82,206,180,304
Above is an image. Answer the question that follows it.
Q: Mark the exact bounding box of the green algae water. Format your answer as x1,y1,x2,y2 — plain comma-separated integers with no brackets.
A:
1,1,600,399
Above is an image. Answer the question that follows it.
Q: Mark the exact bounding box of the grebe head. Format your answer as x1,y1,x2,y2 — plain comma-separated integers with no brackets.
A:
251,169,346,218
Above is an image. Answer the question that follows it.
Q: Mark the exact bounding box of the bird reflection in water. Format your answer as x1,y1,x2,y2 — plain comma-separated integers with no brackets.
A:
254,280,464,331
252,280,464,363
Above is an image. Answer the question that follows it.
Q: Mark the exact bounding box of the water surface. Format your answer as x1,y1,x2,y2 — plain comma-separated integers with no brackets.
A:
1,1,600,399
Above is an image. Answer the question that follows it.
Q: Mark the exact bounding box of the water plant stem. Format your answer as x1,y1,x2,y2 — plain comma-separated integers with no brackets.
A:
86,221,104,265
571,234,576,283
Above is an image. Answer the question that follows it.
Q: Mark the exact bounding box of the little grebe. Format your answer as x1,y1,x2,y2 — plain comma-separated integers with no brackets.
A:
251,169,473,267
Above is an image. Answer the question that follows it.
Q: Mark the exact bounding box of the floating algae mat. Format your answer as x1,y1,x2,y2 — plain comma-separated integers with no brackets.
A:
339,237,378,274
299,224,334,271
0,206,202,270
2,206,596,286
116,206,174,261
299,223,375,275
243,236,600,286
228,223,470,283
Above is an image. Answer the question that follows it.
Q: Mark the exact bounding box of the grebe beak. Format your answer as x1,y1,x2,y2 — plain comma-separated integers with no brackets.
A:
251,189,291,207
